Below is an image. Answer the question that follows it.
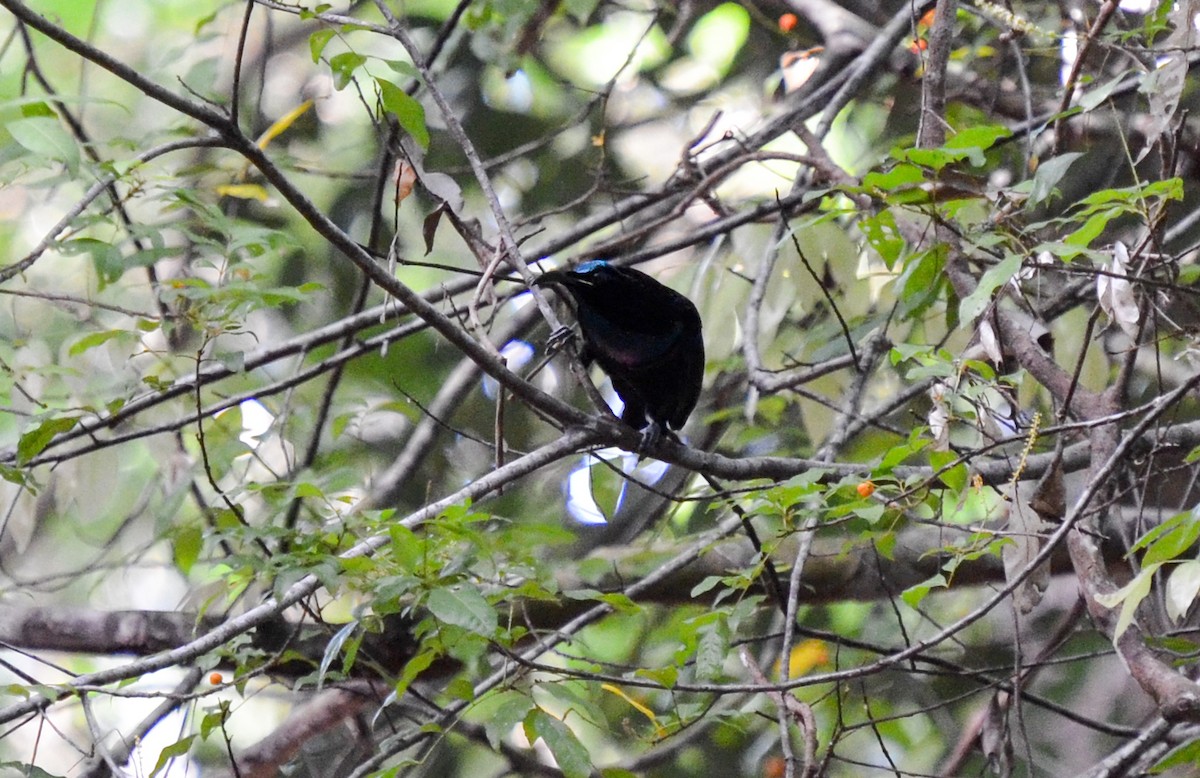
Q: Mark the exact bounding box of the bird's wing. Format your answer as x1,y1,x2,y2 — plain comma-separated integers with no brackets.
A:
576,308,685,369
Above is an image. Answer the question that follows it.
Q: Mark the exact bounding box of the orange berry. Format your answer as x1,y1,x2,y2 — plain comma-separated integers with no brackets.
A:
857,480,876,498
209,672,223,685
778,13,798,32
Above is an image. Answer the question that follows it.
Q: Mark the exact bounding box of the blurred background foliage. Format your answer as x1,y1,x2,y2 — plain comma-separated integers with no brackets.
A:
5,0,1200,776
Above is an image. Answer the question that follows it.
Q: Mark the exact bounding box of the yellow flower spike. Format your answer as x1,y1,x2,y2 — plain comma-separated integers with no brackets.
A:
256,100,314,150
601,683,665,739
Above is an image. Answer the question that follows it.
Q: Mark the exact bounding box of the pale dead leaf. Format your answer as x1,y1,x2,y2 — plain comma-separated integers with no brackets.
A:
1136,0,1199,162
928,382,951,451
978,319,1003,365
394,160,417,204
1166,560,1200,622
1097,242,1140,339
1002,450,1061,613
1001,479,1052,614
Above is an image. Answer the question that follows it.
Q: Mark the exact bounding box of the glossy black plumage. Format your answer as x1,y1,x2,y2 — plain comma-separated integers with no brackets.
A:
535,260,704,446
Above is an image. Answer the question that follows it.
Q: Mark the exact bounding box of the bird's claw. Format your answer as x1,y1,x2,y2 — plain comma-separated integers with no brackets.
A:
636,422,663,455
546,325,576,354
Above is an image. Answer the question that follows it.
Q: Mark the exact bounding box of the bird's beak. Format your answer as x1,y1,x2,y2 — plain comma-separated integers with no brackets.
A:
533,270,571,288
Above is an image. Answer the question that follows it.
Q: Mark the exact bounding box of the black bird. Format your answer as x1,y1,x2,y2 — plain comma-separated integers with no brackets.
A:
535,260,704,449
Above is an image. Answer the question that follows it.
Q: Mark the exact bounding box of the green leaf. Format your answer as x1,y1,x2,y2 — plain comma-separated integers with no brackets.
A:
481,692,534,749
686,3,750,75
946,124,1012,153
878,433,930,472
958,253,1022,322
523,708,594,778
384,59,419,78
317,620,358,688
68,329,125,357
1024,152,1083,208
695,619,729,681
392,649,437,698
634,665,678,688
930,450,968,493
690,575,724,598
893,247,945,317
20,101,57,119
7,117,80,170
17,416,79,464
538,681,605,723
1064,209,1116,248
1078,73,1128,112
199,707,227,739
901,574,947,609
60,237,125,286
859,209,904,268
446,677,475,701
596,592,640,614
1029,240,1089,264
1141,513,1200,566
864,163,925,193
149,735,196,778
216,350,245,372
562,588,641,613
376,77,430,149
1094,564,1158,642
329,51,366,90
875,531,897,559
427,585,497,636
852,502,886,523
899,147,964,171
0,762,67,778
1077,178,1181,209
1151,737,1200,772
309,28,336,62
173,524,203,574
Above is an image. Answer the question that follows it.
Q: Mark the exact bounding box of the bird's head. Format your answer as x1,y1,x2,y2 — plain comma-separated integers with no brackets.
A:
533,259,614,292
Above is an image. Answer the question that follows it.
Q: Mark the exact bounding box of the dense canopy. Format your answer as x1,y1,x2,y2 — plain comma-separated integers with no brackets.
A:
4,1,1200,776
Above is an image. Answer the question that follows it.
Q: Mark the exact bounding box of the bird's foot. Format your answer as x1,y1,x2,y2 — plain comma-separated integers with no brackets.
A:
636,421,663,455
546,325,576,354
